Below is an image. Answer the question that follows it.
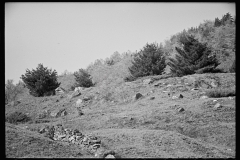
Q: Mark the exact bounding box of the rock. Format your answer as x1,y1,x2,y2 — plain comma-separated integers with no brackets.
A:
166,84,172,87
228,97,234,100
74,87,85,92
105,154,115,158
210,81,218,88
83,97,91,101
200,95,208,99
154,83,161,87
143,78,154,85
172,96,178,99
50,109,66,118
150,97,155,100
214,103,222,109
179,94,184,98
61,110,67,116
70,90,81,99
39,127,46,134
76,99,83,107
56,99,59,102
213,99,218,102
177,107,185,112
134,93,143,100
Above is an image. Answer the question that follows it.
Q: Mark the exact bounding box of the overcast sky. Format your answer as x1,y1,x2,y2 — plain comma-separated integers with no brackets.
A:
5,2,235,84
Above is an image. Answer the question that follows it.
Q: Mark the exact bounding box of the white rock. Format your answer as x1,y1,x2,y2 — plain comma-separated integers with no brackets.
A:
76,99,83,107
214,103,222,109
213,100,217,102
105,154,115,158
200,95,208,99
143,78,153,85
172,96,178,99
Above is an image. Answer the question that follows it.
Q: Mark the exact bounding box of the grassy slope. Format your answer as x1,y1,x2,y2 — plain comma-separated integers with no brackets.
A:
5,73,235,158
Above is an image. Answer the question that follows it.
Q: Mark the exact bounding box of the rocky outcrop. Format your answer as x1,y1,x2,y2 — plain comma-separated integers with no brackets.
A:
39,125,102,154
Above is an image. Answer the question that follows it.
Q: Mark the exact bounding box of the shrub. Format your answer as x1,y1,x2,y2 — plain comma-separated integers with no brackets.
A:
21,63,60,97
229,60,235,73
6,111,31,124
128,43,166,78
5,80,24,104
168,34,220,77
124,75,137,82
73,69,93,88
205,87,235,98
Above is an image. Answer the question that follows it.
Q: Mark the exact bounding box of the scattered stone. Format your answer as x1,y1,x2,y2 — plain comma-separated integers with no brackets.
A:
83,96,91,101
177,107,185,112
213,99,218,102
76,99,83,107
154,83,161,87
166,84,172,87
179,94,184,98
56,99,59,102
61,110,67,116
200,95,208,99
143,78,154,85
228,97,234,100
191,88,199,91
214,103,222,109
134,93,143,100
70,90,81,99
210,81,218,88
105,154,115,158
150,97,155,100
50,109,66,118
172,96,178,99
74,87,85,92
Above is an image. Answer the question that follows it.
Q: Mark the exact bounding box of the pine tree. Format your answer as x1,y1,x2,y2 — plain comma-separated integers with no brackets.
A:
168,34,220,77
73,69,93,88
21,64,60,97
214,17,221,27
128,43,166,78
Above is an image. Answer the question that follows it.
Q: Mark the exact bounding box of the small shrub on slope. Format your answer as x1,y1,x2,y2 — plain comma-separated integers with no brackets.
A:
205,87,235,98
6,111,31,124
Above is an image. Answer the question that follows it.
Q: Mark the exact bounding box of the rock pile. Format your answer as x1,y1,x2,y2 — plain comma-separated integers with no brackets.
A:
39,125,101,153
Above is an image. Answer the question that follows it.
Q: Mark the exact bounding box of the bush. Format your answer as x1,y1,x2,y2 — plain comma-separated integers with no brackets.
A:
73,69,93,88
128,43,166,78
6,111,31,124
21,64,60,97
205,87,235,98
124,75,137,82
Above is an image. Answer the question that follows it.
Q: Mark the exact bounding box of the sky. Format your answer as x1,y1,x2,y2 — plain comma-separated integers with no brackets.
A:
5,2,235,84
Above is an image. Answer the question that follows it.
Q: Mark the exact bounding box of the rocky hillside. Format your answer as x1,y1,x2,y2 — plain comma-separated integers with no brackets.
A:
5,73,235,158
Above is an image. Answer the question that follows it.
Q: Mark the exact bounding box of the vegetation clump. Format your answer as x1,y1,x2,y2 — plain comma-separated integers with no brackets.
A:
73,69,94,88
21,64,60,97
6,111,31,124
126,43,166,81
205,87,235,98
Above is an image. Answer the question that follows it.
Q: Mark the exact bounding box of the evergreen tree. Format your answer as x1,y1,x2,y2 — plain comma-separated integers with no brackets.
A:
73,69,93,88
214,17,221,27
128,43,166,78
168,34,220,77
21,64,60,97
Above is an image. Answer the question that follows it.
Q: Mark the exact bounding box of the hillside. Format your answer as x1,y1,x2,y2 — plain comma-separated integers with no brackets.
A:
5,73,235,158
